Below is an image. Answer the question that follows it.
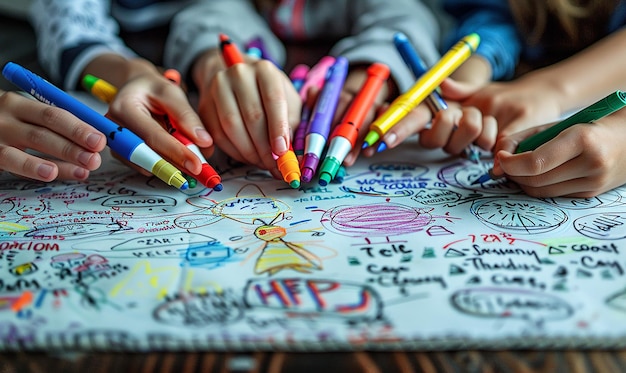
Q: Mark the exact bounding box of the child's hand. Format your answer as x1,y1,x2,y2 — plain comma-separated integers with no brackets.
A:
0,90,106,181
359,76,497,160
442,77,563,138
105,70,212,178
491,112,626,198
417,103,497,156
195,54,301,179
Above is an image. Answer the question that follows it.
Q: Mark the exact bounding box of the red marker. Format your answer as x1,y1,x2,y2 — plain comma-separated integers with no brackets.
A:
317,62,390,185
163,69,223,191
219,33,245,66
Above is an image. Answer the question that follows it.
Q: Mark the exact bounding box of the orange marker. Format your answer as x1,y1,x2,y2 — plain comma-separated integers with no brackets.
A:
318,62,390,186
274,145,301,188
219,33,245,66
218,33,300,188
162,69,223,191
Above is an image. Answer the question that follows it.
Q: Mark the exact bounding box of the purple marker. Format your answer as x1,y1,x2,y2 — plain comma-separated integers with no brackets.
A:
300,56,349,183
293,104,311,162
245,36,280,68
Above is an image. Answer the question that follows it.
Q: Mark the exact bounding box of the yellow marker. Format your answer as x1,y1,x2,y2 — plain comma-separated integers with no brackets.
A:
82,74,117,103
363,33,480,147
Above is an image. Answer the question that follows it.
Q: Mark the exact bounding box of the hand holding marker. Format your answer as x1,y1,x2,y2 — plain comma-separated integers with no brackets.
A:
318,62,390,186
161,69,223,191
362,33,480,148
301,56,349,183
220,33,301,188
82,72,223,191
392,32,480,162
473,90,626,184
2,62,188,190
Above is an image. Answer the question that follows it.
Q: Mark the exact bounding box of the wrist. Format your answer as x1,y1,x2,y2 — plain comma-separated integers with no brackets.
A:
82,55,158,88
521,68,572,114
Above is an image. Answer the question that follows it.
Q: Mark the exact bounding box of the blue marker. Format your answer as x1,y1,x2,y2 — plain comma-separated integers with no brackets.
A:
391,33,480,162
2,62,188,190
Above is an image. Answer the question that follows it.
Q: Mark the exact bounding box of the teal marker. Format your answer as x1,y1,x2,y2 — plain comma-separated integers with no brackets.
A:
473,90,626,184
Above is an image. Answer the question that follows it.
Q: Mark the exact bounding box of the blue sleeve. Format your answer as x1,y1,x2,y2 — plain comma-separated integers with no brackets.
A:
442,0,522,80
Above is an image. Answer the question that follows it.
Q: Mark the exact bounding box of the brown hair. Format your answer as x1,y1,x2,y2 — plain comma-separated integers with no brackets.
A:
508,0,618,46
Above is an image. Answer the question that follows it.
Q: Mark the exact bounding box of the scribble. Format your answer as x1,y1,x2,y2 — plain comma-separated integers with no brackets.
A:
451,287,573,327
470,198,568,234
438,161,520,194
574,212,626,240
174,185,327,275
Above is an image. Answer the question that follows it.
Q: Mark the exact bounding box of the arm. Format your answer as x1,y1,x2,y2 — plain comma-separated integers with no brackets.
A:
443,0,522,83
29,0,137,90
167,0,300,177
165,0,286,86
29,0,211,179
330,0,442,95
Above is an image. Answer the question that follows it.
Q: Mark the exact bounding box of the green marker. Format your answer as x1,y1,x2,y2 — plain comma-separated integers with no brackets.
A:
517,90,626,153
183,174,197,189
318,158,341,186
472,90,626,185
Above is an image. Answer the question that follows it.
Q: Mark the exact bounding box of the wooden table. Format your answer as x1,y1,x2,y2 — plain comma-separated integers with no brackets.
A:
3,350,626,372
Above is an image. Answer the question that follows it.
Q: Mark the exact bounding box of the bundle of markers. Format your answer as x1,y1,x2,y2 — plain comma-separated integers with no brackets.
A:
269,31,481,187
0,31,482,192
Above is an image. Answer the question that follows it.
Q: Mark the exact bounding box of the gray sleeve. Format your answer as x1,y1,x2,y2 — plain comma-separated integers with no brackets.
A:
164,0,286,84
329,0,443,93
29,0,137,90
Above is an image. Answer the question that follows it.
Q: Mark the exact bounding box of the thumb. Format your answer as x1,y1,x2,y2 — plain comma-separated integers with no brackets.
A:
438,78,480,102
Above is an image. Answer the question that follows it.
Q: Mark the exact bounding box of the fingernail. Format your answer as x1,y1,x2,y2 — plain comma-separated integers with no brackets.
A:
195,128,211,143
78,151,94,167
273,136,288,154
86,133,103,149
384,133,397,147
73,167,89,180
184,160,200,175
37,164,54,179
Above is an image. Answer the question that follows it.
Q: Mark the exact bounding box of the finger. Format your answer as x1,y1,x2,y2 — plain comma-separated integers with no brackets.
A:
515,177,610,199
53,161,91,180
438,78,478,101
12,95,107,152
0,118,102,171
0,145,59,181
443,106,483,155
108,92,202,175
499,131,584,178
257,61,296,157
158,83,213,148
378,104,432,151
420,106,458,149
226,65,275,172
475,115,498,151
200,91,246,163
